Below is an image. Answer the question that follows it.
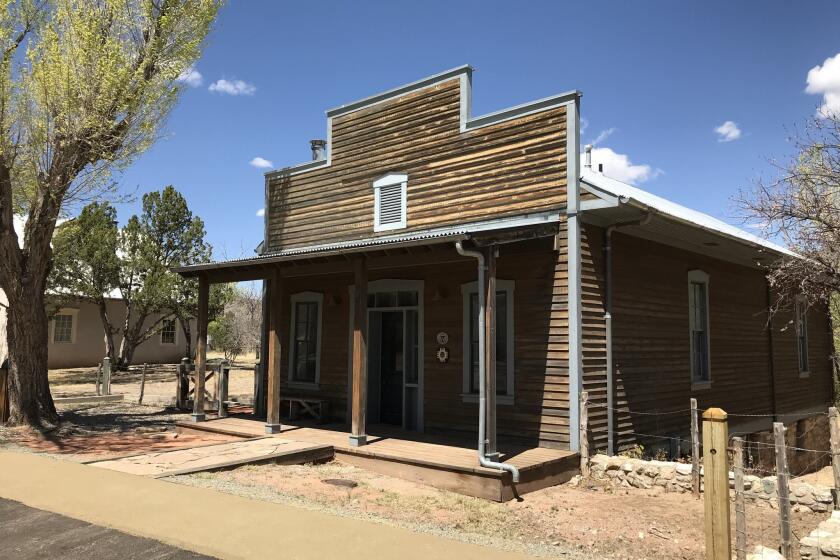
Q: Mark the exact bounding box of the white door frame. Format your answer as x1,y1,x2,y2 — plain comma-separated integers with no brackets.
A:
347,279,425,432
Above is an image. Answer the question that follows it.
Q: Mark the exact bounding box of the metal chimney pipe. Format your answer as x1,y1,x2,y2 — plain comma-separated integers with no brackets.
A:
584,144,593,169
310,139,327,161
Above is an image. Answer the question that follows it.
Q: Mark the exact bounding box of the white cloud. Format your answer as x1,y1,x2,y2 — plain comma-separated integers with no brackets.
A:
584,147,663,184
249,156,273,169
256,208,265,217
806,52,840,118
590,127,617,146
176,65,203,87
714,121,742,142
209,79,256,96
580,117,589,135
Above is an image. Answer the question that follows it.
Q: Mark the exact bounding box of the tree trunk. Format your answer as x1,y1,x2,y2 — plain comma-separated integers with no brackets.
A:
5,287,58,426
180,317,192,360
96,298,117,364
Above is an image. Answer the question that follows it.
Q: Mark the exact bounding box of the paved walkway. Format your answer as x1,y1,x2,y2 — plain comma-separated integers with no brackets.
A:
0,452,535,560
0,498,215,559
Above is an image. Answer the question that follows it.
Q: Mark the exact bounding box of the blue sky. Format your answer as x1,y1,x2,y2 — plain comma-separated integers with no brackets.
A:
117,0,840,259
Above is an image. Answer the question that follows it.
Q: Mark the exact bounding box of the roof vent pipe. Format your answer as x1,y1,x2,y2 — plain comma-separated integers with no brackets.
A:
310,139,327,161
584,144,593,169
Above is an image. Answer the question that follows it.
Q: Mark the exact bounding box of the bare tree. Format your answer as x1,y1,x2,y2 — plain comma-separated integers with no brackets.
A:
739,112,840,326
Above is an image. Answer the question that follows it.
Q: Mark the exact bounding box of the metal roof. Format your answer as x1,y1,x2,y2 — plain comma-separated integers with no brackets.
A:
174,210,560,276
581,168,797,259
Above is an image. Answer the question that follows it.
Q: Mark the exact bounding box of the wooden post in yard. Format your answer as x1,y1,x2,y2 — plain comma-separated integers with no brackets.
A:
702,407,731,560
217,361,229,419
349,256,368,446
774,422,792,559
732,436,747,560
192,274,209,422
0,361,9,424
580,390,590,477
102,357,111,396
138,363,147,405
177,357,190,410
265,269,283,434
828,407,840,509
484,245,499,461
691,397,700,497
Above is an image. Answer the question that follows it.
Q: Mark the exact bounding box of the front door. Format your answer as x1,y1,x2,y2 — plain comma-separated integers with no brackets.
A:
379,311,404,425
365,286,421,430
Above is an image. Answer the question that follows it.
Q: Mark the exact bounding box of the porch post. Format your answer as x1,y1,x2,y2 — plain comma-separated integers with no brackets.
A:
484,245,499,461
266,268,283,434
349,256,368,446
192,273,209,422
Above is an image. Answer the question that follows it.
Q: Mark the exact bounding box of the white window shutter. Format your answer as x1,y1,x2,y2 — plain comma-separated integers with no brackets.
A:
373,173,408,232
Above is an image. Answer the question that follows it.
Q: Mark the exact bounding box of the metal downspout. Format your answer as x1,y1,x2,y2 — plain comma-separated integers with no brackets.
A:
455,241,521,483
604,211,652,455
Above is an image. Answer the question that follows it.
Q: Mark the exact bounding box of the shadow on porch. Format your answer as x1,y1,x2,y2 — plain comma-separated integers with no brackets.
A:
175,415,579,502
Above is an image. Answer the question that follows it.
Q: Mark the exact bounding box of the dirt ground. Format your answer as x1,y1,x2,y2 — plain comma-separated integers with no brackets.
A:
0,402,239,461
177,460,828,560
0,398,828,559
48,351,257,406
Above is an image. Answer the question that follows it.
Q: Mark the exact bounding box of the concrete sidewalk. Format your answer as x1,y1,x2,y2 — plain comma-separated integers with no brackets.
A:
0,452,535,560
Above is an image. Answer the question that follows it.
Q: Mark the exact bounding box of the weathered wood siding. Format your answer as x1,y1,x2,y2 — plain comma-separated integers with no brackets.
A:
263,238,571,449
599,232,834,451
580,224,608,452
266,79,568,251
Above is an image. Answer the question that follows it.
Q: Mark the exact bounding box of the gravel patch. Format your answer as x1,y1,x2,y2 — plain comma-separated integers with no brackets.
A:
169,464,594,559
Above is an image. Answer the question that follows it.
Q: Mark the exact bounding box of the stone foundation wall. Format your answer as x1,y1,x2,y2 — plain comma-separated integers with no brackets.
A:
589,454,834,513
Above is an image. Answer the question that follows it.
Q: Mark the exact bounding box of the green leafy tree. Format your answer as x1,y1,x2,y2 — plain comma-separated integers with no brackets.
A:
116,186,210,368
0,0,220,426
50,202,121,363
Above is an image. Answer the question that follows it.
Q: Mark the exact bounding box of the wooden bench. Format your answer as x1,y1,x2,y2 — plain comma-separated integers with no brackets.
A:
283,397,330,424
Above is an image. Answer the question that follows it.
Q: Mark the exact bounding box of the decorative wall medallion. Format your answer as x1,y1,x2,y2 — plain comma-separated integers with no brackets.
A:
436,331,449,345
436,346,449,363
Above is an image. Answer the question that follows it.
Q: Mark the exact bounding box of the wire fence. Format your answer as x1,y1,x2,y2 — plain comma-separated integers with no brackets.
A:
580,395,839,559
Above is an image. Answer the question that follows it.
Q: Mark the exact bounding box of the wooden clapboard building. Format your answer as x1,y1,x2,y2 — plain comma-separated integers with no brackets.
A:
175,66,834,498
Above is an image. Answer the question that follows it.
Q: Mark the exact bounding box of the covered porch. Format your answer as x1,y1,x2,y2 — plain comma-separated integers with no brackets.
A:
173,215,577,498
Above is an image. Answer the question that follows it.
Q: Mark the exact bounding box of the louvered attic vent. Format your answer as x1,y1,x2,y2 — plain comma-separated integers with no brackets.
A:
373,173,407,232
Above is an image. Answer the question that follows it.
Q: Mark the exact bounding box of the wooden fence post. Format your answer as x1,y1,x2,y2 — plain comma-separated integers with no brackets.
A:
691,397,700,497
733,436,747,560
703,408,731,560
101,357,111,396
217,361,229,419
95,362,102,396
177,357,190,410
138,363,147,405
774,422,792,559
580,390,590,477
829,407,840,509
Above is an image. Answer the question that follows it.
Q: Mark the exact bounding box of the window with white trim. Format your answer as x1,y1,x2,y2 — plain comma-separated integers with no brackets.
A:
372,173,407,232
795,296,809,375
461,280,515,402
160,318,177,345
51,309,78,344
289,292,323,385
688,270,711,385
